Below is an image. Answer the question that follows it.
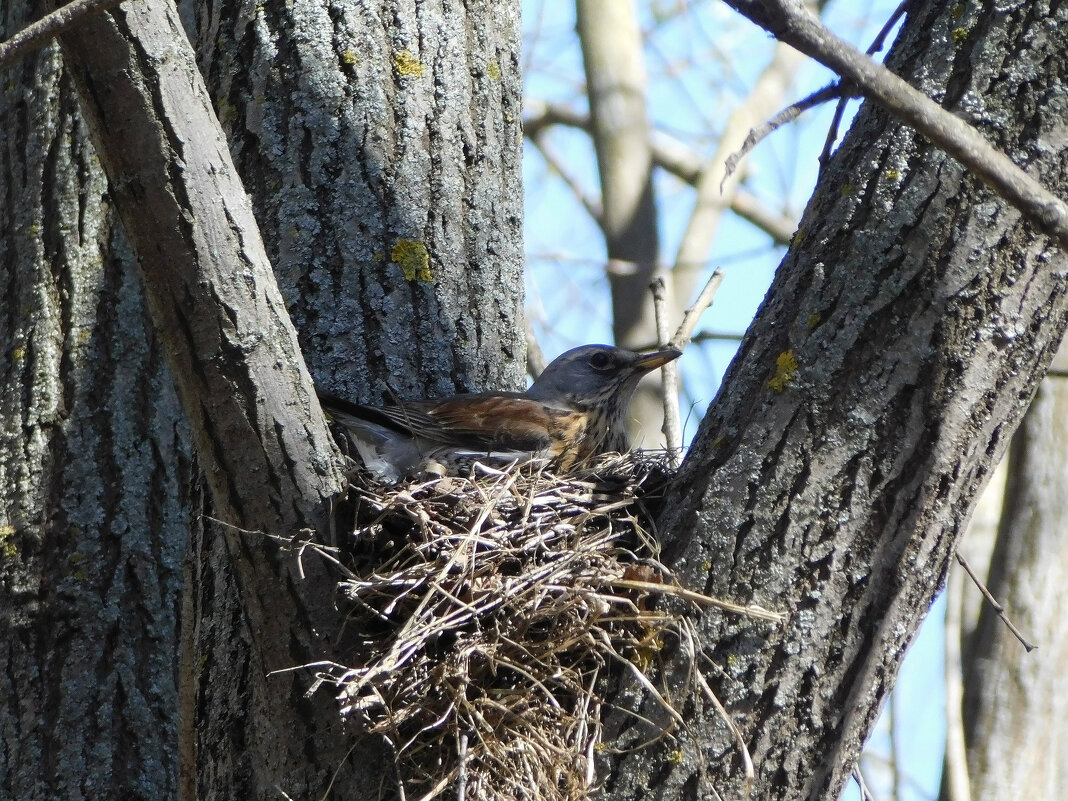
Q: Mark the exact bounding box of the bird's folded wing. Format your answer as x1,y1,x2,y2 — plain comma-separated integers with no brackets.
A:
316,391,435,435
414,394,560,454
318,390,560,452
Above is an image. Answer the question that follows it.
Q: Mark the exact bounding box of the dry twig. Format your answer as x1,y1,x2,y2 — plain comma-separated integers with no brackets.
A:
955,551,1036,652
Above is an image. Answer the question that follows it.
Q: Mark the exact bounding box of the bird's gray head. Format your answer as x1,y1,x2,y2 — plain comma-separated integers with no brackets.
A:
525,344,681,408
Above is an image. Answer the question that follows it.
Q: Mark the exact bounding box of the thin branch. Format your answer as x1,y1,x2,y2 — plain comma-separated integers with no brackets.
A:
650,276,683,465
955,551,1037,652
723,82,853,190
528,131,603,224
943,562,974,801
671,38,806,293
851,766,877,801
867,0,912,57
889,686,900,801
722,0,1068,250
818,83,853,175
672,269,725,349
522,100,588,140
730,189,796,246
525,105,800,246
820,1,911,177
0,0,125,68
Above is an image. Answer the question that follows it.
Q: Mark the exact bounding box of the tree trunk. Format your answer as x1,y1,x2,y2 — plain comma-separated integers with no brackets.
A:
576,0,665,442
185,4,524,791
956,373,1068,800
603,3,1068,800
0,6,188,799
1,0,523,798
191,0,526,401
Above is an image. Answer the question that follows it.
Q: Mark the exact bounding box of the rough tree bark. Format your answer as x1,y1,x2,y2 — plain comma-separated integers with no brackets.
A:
0,3,189,798
185,0,526,794
191,0,525,402
602,3,1068,800
1,0,523,798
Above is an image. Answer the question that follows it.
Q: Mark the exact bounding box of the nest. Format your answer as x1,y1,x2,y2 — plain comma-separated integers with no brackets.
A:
306,453,776,801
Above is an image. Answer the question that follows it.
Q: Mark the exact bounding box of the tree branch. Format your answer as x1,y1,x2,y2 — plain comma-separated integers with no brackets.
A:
0,0,123,68
722,0,1068,250
52,0,343,533
524,103,800,246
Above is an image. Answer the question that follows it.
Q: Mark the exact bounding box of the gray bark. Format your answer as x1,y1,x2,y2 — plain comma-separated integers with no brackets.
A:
183,1,525,793
1,0,523,798
191,0,526,402
0,6,187,799
603,2,1068,800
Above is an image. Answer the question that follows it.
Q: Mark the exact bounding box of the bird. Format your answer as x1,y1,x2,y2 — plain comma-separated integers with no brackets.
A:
318,344,681,482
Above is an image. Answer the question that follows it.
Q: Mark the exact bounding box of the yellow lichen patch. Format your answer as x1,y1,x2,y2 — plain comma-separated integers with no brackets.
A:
884,168,901,181
393,50,425,78
0,525,16,559
806,313,822,330
952,27,969,42
951,3,966,20
392,239,433,282
68,552,87,581
631,633,664,672
215,98,236,127
667,750,684,766
487,60,501,81
342,49,358,66
768,349,798,393
791,226,805,246
11,346,24,361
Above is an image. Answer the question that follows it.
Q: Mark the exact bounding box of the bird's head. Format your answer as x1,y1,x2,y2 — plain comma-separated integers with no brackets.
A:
525,344,681,410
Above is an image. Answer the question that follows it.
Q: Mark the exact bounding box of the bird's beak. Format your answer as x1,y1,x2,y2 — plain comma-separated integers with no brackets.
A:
633,348,682,372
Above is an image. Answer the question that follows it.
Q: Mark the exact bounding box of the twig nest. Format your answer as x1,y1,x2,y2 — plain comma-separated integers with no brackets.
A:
310,453,768,801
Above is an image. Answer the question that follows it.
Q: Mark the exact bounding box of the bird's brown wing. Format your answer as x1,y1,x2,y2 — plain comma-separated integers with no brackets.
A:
319,390,567,456
411,393,561,454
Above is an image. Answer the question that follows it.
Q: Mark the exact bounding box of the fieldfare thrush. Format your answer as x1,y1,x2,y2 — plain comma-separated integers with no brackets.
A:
318,344,681,481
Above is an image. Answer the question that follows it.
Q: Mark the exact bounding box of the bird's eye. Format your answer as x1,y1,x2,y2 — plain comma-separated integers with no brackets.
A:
588,352,612,370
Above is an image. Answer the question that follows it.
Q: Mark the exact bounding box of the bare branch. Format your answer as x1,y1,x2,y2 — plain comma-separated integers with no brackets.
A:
650,276,682,464
528,132,603,224
722,0,1068,250
723,82,854,190
672,40,806,287
0,0,124,68
955,551,1036,652
731,190,797,246
522,100,588,139
820,1,911,177
672,269,725,350
524,106,799,246
943,565,974,801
